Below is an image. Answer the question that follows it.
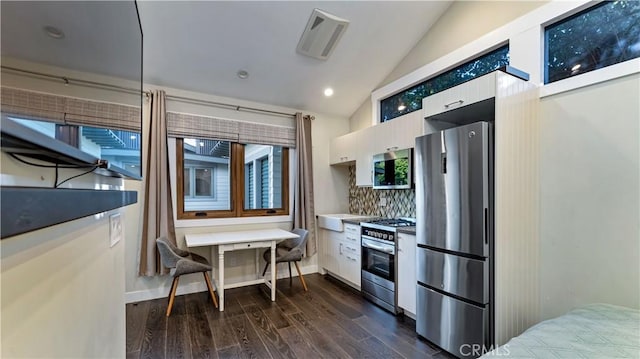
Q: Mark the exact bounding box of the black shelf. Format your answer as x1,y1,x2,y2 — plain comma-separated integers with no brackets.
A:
1,116,142,180
1,186,138,238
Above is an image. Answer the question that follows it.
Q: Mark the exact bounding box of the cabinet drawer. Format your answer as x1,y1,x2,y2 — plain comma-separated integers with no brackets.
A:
342,242,360,256
344,224,360,235
344,233,360,244
416,285,488,357
416,247,488,304
231,240,272,250
423,72,496,119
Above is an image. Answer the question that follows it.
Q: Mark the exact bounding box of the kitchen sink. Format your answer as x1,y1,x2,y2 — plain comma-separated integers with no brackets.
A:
317,213,375,232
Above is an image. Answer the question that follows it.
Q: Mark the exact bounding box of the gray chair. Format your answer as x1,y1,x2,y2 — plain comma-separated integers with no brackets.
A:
156,237,218,316
261,228,309,291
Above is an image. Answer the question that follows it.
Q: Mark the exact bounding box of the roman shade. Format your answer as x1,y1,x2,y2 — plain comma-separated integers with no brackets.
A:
1,87,141,131
166,111,296,147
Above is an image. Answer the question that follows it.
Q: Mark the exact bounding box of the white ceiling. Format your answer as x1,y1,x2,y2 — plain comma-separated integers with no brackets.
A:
1,1,452,119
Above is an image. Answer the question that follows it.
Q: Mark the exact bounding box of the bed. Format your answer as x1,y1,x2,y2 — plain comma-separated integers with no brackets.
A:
481,303,640,358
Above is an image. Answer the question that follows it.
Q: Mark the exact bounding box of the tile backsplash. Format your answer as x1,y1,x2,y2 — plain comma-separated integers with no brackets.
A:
348,166,416,218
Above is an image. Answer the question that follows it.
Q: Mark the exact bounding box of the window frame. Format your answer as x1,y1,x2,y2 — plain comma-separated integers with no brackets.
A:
176,138,289,219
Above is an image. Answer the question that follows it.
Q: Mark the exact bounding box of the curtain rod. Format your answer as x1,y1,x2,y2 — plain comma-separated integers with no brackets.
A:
1,65,144,96
2,65,299,119
165,94,296,119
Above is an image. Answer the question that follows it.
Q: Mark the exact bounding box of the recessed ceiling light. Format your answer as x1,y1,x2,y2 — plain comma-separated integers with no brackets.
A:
571,64,581,72
324,88,334,97
397,104,406,111
130,135,137,140
43,25,65,39
237,70,249,79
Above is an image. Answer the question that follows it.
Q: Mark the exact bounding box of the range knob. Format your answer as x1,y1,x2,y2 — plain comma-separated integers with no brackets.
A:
389,234,394,241
382,233,388,240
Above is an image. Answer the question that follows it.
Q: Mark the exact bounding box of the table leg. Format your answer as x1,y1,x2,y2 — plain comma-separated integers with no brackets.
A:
219,250,225,311
271,241,276,301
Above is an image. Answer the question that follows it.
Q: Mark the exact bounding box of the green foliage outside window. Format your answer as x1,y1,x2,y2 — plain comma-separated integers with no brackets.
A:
380,46,509,122
545,1,640,83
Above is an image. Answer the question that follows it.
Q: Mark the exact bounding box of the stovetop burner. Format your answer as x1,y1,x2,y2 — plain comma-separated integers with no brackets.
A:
366,218,415,227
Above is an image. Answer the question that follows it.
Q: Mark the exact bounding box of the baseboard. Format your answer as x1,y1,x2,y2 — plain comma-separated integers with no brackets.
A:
125,263,319,304
126,281,208,304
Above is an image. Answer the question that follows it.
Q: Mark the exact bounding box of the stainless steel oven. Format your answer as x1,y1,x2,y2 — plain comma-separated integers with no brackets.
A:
360,218,414,314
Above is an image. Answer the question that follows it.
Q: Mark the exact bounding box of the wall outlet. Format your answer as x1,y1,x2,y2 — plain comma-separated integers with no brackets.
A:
379,196,387,206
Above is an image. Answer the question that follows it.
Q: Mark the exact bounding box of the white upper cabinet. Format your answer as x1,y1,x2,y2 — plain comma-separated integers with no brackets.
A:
423,72,497,120
370,111,422,155
329,97,422,187
329,131,358,165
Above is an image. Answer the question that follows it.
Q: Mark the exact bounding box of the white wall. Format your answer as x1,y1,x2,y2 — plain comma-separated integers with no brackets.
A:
539,73,640,320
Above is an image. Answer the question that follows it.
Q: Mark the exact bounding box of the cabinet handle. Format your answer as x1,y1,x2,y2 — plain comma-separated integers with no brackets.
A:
386,146,399,152
444,100,464,109
339,243,343,255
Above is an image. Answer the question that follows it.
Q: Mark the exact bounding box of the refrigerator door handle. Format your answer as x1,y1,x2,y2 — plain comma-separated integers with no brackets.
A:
484,208,488,245
441,152,447,174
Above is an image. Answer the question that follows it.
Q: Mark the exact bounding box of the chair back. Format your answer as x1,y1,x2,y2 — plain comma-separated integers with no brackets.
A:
280,228,309,251
156,237,183,269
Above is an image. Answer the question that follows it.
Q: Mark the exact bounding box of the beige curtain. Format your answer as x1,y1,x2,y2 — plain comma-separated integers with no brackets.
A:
139,90,176,276
293,112,317,256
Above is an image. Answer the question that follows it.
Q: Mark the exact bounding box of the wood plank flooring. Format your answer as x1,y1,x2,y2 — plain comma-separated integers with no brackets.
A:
126,273,455,359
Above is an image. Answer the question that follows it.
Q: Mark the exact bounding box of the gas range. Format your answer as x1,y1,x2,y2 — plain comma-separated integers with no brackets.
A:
361,218,415,243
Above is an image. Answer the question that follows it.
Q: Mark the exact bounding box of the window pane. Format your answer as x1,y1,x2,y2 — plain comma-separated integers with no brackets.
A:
195,168,212,196
8,118,142,177
380,45,509,122
183,138,230,211
81,126,141,177
244,144,283,210
545,1,640,84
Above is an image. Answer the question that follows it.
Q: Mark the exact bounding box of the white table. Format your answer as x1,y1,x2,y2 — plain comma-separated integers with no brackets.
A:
184,228,299,311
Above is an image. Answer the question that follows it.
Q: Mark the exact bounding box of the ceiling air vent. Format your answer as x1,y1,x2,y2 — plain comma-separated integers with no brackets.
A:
296,8,349,61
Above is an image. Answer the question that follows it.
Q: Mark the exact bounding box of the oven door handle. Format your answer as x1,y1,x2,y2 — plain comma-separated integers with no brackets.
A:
362,239,394,254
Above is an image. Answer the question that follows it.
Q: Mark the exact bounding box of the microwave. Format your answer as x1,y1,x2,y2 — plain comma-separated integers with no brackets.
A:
372,148,413,189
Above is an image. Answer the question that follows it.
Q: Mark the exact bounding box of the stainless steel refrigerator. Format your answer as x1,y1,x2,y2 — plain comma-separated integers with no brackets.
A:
415,121,493,358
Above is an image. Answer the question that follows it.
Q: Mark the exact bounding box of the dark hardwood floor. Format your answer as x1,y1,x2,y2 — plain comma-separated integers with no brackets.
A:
126,273,454,359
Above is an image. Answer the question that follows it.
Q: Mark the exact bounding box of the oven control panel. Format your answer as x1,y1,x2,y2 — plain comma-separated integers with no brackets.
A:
361,228,395,242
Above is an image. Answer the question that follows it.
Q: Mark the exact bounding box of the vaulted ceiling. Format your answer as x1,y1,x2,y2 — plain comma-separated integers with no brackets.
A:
2,1,453,118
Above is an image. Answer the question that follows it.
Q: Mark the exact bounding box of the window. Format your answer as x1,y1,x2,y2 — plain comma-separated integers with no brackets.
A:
9,117,141,177
177,138,289,219
545,1,640,84
380,45,510,122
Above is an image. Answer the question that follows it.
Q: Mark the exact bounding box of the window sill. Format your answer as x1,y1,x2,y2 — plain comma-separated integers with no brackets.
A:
175,214,293,228
540,58,640,99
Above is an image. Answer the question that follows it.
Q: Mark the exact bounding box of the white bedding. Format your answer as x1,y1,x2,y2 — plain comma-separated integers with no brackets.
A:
482,303,640,358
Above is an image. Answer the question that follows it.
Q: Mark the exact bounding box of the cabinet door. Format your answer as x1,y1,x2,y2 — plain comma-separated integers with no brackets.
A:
397,233,417,315
355,132,374,186
423,72,496,119
322,230,342,275
370,112,423,155
329,132,357,165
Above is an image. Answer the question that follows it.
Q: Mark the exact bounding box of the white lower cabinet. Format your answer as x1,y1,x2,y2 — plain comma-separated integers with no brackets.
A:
320,223,361,289
397,232,416,316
